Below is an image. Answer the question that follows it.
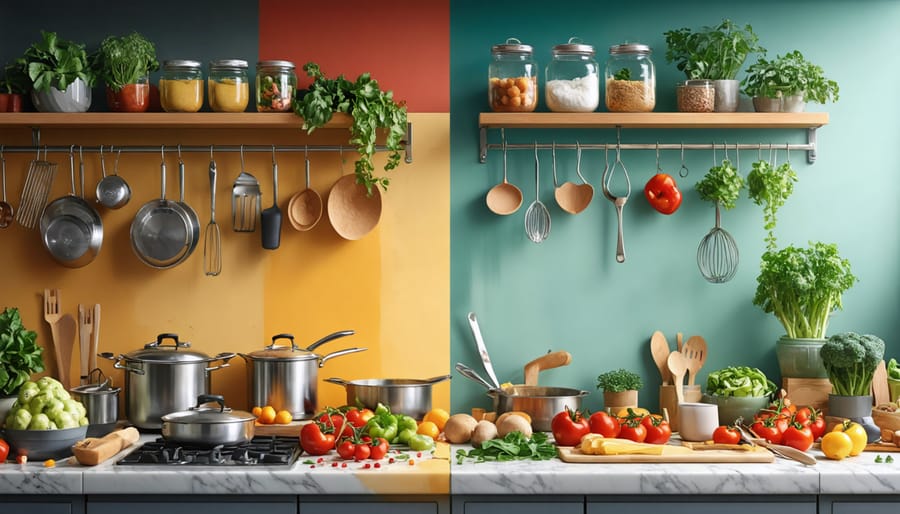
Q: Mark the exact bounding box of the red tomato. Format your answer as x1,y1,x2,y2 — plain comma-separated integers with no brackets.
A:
781,423,814,452
300,422,337,456
551,407,591,446
588,411,621,438
794,406,813,425
751,418,783,445
712,425,741,445
369,437,389,460
642,418,672,445
643,173,683,215
346,408,375,428
353,443,371,461
318,412,353,439
0,439,8,462
336,440,357,460
618,419,647,443
807,410,826,441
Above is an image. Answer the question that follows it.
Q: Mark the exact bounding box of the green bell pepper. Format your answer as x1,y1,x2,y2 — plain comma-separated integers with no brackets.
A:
365,412,398,442
408,434,435,451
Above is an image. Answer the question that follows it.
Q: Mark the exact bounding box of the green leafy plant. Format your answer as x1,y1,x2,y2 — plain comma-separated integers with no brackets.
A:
596,369,643,393
695,159,744,209
455,431,556,463
91,32,158,91
664,19,765,80
741,50,839,103
22,30,95,92
0,307,45,396
747,159,798,250
293,62,408,194
753,242,857,339
1,60,30,94
888,358,900,381
612,68,631,80
821,332,885,396
706,366,776,397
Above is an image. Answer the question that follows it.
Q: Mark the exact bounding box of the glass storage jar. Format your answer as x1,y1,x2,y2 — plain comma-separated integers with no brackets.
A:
545,38,599,113
256,60,296,112
677,80,715,112
489,38,537,112
159,60,204,113
208,59,249,112
605,43,655,112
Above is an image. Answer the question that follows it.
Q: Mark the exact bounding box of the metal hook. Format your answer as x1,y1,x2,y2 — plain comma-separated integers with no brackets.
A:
210,145,214,160
177,144,183,164
574,141,589,185
100,145,107,176
161,145,166,161
304,144,308,160
552,141,560,188
758,143,762,161
240,144,245,170
785,142,791,165
712,141,717,165
771,146,778,168
679,142,689,178
655,141,662,172
272,144,277,165
723,140,729,162
735,144,740,172
115,147,122,172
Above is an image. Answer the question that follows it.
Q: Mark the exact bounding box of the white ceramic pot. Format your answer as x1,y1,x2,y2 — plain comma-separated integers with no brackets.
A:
31,78,92,112
781,93,806,112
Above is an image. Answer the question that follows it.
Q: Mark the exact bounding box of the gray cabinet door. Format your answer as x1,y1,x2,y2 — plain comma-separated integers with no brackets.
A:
88,496,296,514
454,495,584,514
832,502,899,514
299,501,439,514
588,496,816,514
3,502,73,514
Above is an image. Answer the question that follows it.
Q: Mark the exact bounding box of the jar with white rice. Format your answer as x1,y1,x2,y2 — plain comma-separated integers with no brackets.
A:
545,38,600,113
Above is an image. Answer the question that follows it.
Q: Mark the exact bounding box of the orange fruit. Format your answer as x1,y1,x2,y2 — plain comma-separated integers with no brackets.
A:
258,405,277,424
417,420,440,439
422,408,450,432
251,406,262,417
274,410,293,424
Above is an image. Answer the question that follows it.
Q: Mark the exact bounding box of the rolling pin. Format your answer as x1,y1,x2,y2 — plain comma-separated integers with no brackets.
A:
71,427,140,466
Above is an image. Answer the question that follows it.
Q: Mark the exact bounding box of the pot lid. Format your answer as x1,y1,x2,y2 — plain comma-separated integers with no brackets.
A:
552,37,594,56
241,333,318,361
492,37,533,55
124,333,213,362
161,395,255,424
609,43,651,55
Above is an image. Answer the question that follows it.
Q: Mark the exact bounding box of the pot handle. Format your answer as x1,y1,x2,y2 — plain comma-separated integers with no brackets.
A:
195,394,227,412
305,330,355,352
319,347,367,368
324,377,348,386
100,352,145,375
205,352,236,372
146,333,190,350
267,333,300,351
423,374,452,385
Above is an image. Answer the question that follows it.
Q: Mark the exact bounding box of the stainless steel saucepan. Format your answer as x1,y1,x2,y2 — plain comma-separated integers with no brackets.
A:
325,375,451,419
161,394,255,447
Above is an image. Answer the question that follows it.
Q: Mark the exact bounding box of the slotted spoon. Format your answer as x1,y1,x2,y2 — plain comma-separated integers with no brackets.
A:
524,142,550,243
683,335,708,386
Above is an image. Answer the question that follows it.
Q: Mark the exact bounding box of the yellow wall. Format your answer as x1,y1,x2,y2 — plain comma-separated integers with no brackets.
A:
0,113,449,415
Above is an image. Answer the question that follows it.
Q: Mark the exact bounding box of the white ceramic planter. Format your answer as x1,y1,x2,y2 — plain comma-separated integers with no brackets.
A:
31,77,92,112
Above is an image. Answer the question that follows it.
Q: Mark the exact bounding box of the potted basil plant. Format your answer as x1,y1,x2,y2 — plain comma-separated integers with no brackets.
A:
741,50,839,112
664,19,764,112
92,32,159,112
23,30,95,112
0,60,30,112
596,369,643,413
0,307,45,424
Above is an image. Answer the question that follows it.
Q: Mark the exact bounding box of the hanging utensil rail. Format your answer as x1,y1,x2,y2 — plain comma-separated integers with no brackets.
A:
480,141,815,161
0,144,401,155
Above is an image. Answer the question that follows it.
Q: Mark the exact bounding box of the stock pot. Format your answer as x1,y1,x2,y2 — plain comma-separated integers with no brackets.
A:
103,333,235,429
161,394,255,446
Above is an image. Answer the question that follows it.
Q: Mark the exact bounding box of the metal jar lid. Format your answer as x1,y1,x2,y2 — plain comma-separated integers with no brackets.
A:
123,333,214,363
161,395,255,424
209,59,248,70
241,334,317,361
553,37,594,56
609,43,652,55
163,59,202,70
257,60,295,70
492,37,533,55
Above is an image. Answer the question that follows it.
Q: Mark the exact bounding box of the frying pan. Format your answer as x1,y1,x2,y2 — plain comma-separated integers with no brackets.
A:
130,146,195,269
175,147,201,260
40,147,103,268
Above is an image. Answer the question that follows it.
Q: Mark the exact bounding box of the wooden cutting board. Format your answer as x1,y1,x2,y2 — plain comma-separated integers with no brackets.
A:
253,420,310,437
557,445,774,463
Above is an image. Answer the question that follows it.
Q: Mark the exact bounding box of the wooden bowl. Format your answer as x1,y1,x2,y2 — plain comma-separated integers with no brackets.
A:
872,407,900,432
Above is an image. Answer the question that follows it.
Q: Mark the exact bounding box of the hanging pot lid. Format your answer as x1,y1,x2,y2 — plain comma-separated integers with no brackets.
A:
241,333,318,361
161,395,255,424
123,333,214,363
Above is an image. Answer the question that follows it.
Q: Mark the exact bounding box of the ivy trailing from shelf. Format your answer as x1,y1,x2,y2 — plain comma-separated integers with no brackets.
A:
293,62,408,194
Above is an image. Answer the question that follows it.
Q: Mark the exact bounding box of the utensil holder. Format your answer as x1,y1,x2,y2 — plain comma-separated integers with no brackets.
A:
660,384,701,432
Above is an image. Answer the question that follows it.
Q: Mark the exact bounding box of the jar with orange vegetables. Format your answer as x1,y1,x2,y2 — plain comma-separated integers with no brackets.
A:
208,59,249,112
489,38,538,112
159,60,204,112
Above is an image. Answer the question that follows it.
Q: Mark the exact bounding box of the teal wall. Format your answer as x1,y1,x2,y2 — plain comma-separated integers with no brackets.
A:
450,0,900,413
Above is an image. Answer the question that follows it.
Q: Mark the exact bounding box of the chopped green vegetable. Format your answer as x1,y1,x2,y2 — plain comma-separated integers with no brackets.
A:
821,332,885,396
887,359,900,381
456,431,557,464
695,159,744,209
875,455,884,463
706,366,776,397
613,68,631,80
887,455,895,463
596,369,643,393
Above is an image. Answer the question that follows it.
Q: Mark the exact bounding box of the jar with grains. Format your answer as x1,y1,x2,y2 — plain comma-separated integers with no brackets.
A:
605,43,655,112
256,60,296,112
545,37,599,113
677,80,715,112
208,59,249,112
489,38,538,112
159,60,204,113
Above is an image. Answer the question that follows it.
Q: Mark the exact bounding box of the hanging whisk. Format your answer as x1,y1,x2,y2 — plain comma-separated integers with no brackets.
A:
697,201,739,283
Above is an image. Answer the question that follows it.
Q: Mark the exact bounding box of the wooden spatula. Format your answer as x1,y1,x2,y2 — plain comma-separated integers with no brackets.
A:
873,359,890,406
55,313,77,388
650,331,672,385
683,336,708,386
524,351,572,386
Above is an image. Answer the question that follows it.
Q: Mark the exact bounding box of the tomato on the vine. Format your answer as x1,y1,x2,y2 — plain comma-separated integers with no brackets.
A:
336,439,357,460
781,423,814,452
551,407,591,446
712,425,741,445
369,437,389,460
0,439,9,462
750,417,783,444
794,406,826,440
300,421,337,456
588,411,621,438
345,407,375,428
642,416,672,445
317,411,353,439
618,418,647,443
353,443,371,461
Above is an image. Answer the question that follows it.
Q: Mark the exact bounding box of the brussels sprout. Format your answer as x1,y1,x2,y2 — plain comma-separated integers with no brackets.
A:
78,416,89,427
54,410,77,429
63,398,86,419
9,408,31,430
28,412,50,429
48,421,58,429
18,381,39,404
28,392,52,415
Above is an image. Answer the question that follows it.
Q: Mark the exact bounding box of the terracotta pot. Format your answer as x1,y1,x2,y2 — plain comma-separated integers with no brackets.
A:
106,82,150,112
0,93,24,112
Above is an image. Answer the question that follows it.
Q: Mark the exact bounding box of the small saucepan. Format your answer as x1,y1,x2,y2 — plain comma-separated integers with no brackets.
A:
161,394,255,447
325,375,451,419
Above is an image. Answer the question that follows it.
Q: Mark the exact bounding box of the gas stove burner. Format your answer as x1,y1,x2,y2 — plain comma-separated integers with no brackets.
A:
117,435,301,466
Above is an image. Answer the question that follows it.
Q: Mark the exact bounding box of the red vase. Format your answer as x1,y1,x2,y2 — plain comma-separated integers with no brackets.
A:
0,93,23,112
106,82,150,112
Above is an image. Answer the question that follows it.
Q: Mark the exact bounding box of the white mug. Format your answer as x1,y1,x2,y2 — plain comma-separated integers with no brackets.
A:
678,402,719,442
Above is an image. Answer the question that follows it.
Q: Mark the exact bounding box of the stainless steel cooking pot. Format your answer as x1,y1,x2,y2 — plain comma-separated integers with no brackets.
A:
40,150,102,268
238,331,366,419
490,386,589,432
161,394,255,446
103,333,235,430
70,380,120,437
325,375,451,419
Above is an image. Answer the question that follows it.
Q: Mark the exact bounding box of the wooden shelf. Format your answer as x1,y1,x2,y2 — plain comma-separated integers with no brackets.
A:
0,112,353,130
478,112,828,130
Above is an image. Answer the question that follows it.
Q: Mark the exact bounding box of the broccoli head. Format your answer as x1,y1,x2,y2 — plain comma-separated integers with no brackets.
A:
820,332,885,396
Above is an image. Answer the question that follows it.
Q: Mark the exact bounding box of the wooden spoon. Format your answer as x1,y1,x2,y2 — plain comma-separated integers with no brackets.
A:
873,359,890,405
327,174,382,240
667,351,688,404
287,156,323,231
650,331,672,385
683,335,708,386
55,313,77,389
553,142,593,215
523,351,572,386
486,139,522,215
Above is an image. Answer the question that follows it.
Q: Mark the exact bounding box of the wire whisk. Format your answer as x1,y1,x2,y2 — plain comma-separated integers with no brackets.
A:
697,202,739,283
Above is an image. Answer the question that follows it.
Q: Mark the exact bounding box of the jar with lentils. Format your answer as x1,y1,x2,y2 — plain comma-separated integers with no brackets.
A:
605,43,655,112
489,38,538,112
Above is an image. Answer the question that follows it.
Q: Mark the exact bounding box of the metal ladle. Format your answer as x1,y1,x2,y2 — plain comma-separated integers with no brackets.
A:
95,145,132,209
602,139,631,263
0,146,13,228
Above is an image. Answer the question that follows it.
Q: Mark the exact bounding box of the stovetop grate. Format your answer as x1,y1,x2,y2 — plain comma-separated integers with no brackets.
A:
117,435,301,466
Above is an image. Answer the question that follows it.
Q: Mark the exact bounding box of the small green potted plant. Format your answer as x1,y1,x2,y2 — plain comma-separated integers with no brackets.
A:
0,307,45,424
741,50,839,112
664,19,765,112
596,368,643,413
92,32,159,112
821,332,884,442
22,30,95,112
0,60,30,112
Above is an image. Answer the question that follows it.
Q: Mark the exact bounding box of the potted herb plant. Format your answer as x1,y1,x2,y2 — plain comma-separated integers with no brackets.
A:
22,30,95,112
0,60,30,112
596,368,643,413
92,32,159,112
664,19,764,112
0,307,45,424
821,332,884,442
293,62,408,194
741,50,839,112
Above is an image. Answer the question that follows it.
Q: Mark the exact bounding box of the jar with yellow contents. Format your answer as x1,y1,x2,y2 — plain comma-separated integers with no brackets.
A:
159,60,204,113
488,38,538,112
208,59,250,112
